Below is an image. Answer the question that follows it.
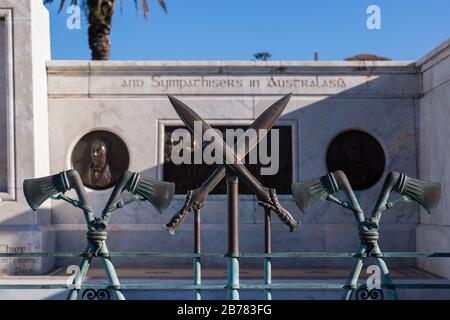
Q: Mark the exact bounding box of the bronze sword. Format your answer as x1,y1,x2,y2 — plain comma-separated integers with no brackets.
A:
168,95,299,232
164,94,292,234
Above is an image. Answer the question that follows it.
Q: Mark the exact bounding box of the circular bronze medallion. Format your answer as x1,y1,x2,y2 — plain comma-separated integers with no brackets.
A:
71,130,130,190
326,130,385,190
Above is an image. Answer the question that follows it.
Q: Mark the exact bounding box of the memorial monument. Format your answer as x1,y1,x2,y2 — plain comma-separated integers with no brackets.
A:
0,1,449,288
0,0,52,275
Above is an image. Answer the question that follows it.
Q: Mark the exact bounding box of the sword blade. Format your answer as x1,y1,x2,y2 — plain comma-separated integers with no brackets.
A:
199,93,291,195
168,95,270,202
165,94,299,233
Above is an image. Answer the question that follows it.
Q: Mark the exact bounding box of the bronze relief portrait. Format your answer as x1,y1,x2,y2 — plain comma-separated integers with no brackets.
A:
326,130,385,190
71,130,130,190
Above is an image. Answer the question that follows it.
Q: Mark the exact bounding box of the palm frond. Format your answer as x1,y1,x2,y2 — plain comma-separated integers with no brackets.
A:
132,0,167,18
47,0,166,18
141,0,150,18
44,0,81,13
156,0,168,14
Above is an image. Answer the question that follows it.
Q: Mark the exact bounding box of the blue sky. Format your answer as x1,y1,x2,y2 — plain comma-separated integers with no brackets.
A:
46,0,450,61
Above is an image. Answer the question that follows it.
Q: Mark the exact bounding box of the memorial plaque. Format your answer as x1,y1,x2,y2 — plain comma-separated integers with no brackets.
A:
326,130,385,190
0,242,37,275
0,17,7,193
164,125,293,194
71,130,130,190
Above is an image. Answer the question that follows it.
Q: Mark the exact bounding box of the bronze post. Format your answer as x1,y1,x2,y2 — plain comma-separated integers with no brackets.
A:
264,207,272,299
194,209,201,254
227,171,239,300
265,208,271,254
194,208,201,300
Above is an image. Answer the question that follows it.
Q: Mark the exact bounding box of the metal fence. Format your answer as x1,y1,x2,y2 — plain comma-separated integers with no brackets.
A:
3,171,449,300
1,250,450,300
1,196,450,300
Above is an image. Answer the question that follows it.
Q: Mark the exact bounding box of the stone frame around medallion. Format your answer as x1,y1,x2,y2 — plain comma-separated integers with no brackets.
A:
0,9,15,201
158,119,298,200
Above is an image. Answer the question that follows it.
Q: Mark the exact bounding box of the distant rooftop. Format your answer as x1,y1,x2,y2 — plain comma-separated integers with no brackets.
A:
344,54,391,61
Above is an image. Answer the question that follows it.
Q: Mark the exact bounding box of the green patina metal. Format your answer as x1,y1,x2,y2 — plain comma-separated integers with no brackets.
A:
20,169,175,300
2,251,450,259
2,251,450,258
226,172,240,301
1,250,450,299
291,170,442,300
264,208,272,300
193,208,202,300
56,190,137,301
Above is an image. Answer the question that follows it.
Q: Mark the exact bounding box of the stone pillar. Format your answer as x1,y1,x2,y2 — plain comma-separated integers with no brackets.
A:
0,0,53,275
416,38,450,279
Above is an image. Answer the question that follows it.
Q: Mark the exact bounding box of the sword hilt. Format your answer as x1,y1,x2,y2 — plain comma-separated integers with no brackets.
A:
259,189,300,232
258,189,300,232
164,190,205,235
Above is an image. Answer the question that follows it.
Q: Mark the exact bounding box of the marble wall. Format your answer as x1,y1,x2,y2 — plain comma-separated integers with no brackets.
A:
47,60,421,268
3,0,447,276
0,17,7,192
0,0,53,275
417,38,450,279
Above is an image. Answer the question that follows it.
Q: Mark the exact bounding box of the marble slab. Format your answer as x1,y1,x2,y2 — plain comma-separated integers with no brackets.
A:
417,40,450,279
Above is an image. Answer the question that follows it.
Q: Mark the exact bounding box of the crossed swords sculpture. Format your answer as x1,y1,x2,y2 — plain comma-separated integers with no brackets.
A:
164,93,300,234
23,169,175,300
292,170,441,300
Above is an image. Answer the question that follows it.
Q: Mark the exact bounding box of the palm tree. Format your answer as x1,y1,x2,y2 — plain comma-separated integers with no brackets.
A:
44,0,167,60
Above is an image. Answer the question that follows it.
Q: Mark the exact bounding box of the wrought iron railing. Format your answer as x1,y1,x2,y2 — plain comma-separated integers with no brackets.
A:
1,251,450,300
